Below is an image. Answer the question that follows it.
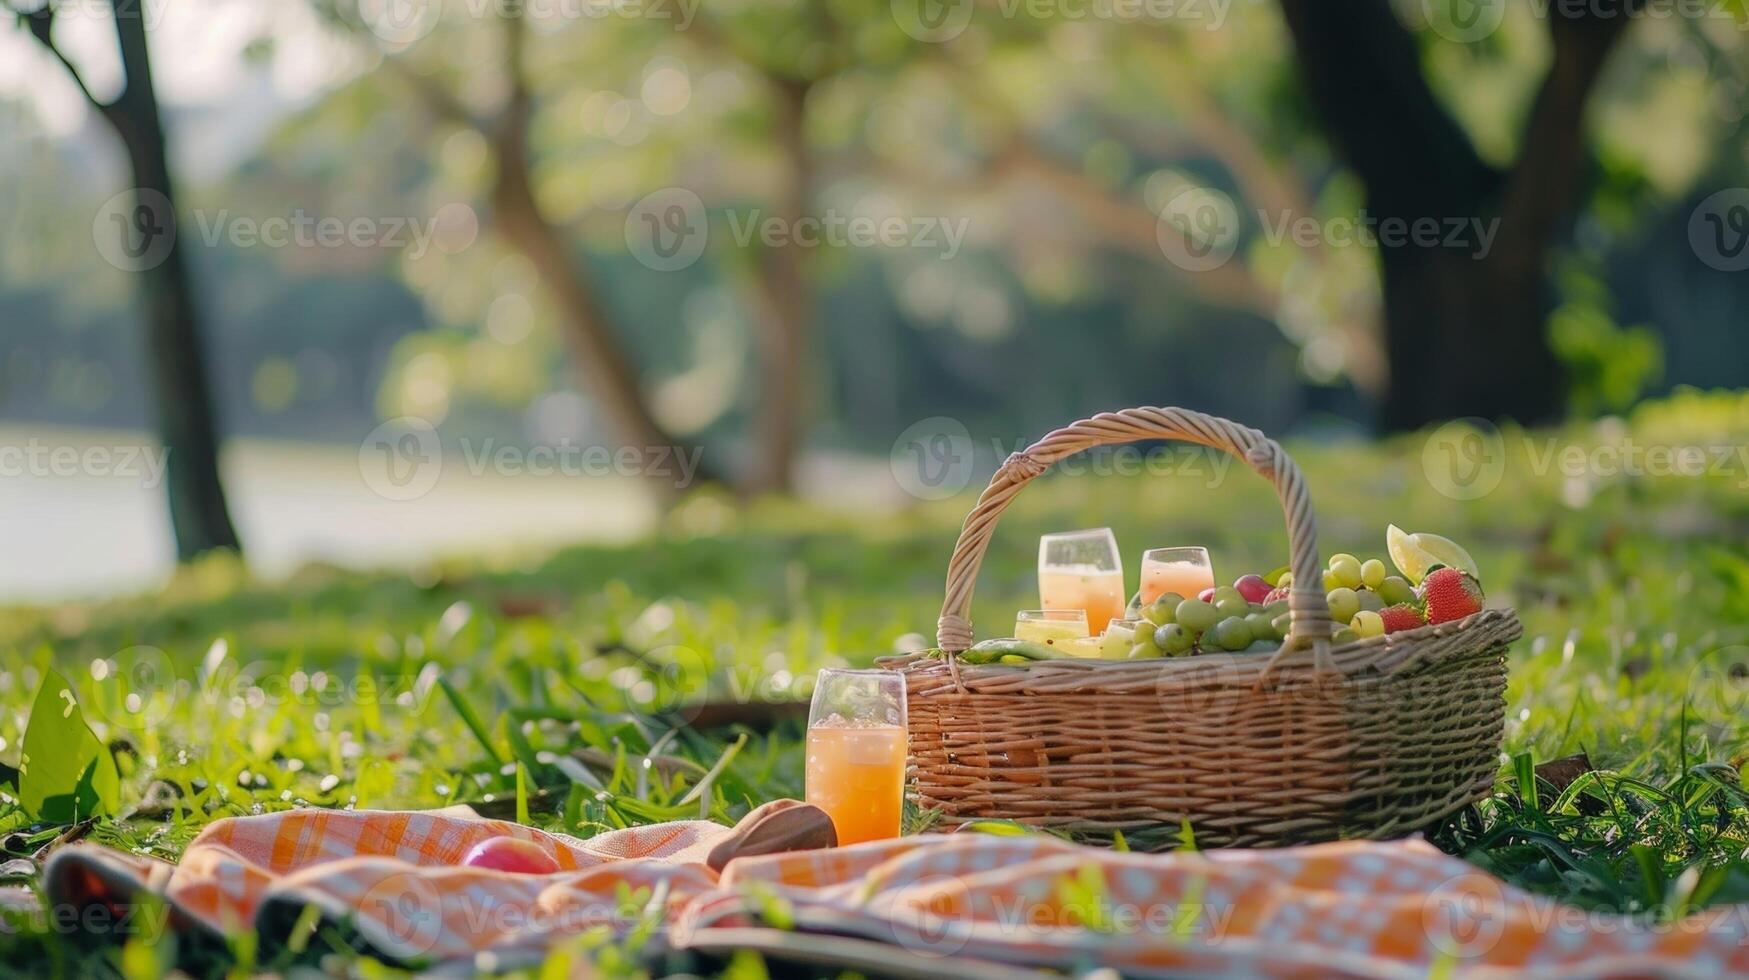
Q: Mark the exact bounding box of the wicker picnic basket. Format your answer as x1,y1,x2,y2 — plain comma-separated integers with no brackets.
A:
878,406,1521,848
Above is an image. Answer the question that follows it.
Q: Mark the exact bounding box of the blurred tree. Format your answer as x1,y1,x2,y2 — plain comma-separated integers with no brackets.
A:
14,1,242,559
314,1,730,495
673,12,822,495
1276,0,1644,431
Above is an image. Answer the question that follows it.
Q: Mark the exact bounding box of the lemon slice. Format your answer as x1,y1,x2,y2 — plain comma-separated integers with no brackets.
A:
1386,525,1479,585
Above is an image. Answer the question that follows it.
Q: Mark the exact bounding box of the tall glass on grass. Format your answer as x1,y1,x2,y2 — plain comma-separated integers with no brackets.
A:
805,669,907,845
1038,528,1126,633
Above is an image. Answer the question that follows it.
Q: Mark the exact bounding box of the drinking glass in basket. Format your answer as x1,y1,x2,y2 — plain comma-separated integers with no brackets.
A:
1038,527,1126,633
1139,546,1215,605
1014,608,1089,644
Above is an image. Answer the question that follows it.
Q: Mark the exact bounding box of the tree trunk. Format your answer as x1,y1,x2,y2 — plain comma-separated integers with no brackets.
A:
1276,0,1636,432
110,11,242,558
743,78,814,496
1377,247,1562,430
488,105,719,494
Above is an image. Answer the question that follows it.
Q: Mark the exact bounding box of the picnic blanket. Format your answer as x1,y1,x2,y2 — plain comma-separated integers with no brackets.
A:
42,807,1749,977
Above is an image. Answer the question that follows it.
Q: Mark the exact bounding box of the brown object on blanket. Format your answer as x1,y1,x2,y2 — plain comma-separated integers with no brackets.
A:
705,799,837,873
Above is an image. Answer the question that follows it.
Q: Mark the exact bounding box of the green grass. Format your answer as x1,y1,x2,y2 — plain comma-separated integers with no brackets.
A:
4,389,1749,975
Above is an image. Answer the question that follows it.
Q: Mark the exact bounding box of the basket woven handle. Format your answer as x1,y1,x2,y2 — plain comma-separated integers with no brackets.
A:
937,407,1335,671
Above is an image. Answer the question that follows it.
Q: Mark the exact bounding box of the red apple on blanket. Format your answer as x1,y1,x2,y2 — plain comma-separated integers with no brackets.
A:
462,836,559,874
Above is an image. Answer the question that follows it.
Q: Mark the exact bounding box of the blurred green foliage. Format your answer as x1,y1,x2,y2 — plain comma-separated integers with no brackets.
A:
5,4,1749,444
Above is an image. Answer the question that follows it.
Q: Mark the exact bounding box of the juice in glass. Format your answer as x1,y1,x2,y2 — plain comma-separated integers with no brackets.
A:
1038,567,1127,633
1038,528,1126,634
805,669,907,845
1139,547,1215,605
1099,619,1143,659
1013,608,1089,644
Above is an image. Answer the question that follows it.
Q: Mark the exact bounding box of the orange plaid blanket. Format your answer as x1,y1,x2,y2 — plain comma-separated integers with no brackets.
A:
43,808,1749,976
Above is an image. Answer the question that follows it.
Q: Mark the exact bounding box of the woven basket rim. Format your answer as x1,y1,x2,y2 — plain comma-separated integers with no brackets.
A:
881,608,1521,690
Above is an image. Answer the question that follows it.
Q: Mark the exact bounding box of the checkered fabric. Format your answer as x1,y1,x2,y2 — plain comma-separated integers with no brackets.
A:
685,834,1749,977
43,809,1749,976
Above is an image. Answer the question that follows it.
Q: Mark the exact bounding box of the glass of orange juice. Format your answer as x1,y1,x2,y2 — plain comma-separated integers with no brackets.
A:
805,669,907,845
1139,547,1215,605
1038,528,1126,633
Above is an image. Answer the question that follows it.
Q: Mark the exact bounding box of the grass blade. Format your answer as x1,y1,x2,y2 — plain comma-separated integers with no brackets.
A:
439,676,506,768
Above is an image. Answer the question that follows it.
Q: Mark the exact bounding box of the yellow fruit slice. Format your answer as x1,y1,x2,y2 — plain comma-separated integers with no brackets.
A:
1386,525,1479,584
1050,636,1106,658
1384,524,1424,582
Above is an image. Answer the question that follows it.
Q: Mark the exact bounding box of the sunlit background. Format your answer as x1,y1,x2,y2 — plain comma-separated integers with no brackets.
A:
3,0,1748,599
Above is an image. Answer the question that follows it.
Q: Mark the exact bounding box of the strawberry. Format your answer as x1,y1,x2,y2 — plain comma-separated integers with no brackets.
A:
1378,603,1427,634
1418,567,1485,625
1263,586,1291,605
